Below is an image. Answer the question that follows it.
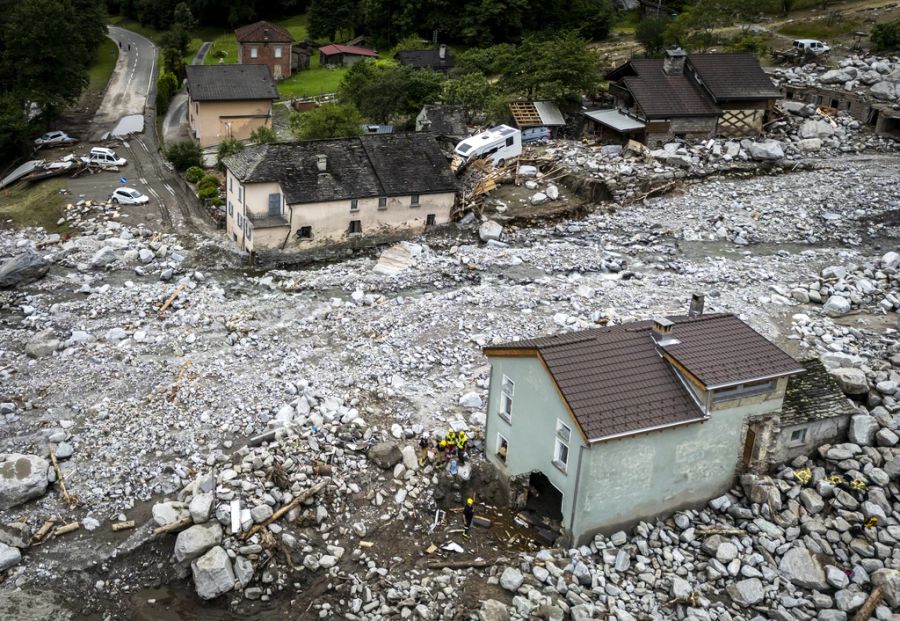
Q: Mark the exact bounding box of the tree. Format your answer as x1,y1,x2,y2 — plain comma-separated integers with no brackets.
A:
308,0,357,41
573,0,616,40
871,20,900,51
442,72,493,122
165,141,203,171
636,16,670,56
161,24,191,57
499,31,599,104
156,71,179,114
338,61,443,123
216,138,243,170
162,46,185,78
173,2,197,31
289,104,364,140
250,125,278,144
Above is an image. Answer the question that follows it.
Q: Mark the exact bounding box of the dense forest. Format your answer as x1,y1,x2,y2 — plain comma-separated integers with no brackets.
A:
0,0,107,163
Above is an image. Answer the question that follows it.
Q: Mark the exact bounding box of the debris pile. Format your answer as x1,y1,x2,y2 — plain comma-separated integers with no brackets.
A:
772,55,900,103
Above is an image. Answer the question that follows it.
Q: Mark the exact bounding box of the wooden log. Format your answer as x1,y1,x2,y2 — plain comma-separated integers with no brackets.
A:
158,284,185,317
426,556,506,570
53,522,80,537
695,527,746,536
851,586,882,621
31,519,57,544
241,479,329,541
112,521,135,532
152,516,192,536
49,446,77,507
472,516,492,529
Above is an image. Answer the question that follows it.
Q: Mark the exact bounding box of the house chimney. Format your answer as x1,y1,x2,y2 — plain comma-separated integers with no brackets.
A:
651,317,677,345
688,293,705,319
439,44,447,60
316,154,327,172
263,28,269,41
663,47,686,76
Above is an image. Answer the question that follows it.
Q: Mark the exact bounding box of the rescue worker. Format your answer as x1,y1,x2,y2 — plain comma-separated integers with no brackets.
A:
445,430,457,460
418,433,430,467
849,516,878,537
456,431,468,466
438,440,448,462
463,497,475,538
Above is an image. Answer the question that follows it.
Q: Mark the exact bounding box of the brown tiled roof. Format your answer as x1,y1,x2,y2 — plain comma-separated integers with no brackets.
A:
485,314,803,442
234,20,293,43
687,53,782,101
620,59,720,119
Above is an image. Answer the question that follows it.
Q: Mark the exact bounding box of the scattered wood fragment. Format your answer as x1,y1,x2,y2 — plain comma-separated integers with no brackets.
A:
31,519,57,545
241,479,329,541
426,557,506,570
666,593,699,607
359,541,375,549
49,446,77,507
851,586,882,621
158,283,185,316
425,544,437,554
625,181,677,206
473,516,493,528
112,521,135,532
166,360,193,402
695,527,746,536
53,522,80,537
312,461,333,476
153,516,193,536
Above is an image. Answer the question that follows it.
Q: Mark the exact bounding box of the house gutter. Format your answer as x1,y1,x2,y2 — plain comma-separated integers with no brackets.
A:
589,415,709,445
705,369,804,391
568,443,584,542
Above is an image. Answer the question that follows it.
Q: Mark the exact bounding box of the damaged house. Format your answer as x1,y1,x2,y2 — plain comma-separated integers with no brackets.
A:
482,299,828,544
589,49,782,146
221,133,457,257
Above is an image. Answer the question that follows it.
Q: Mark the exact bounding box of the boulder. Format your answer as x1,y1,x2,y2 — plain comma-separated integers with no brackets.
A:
459,392,483,409
0,250,49,289
830,368,868,395
726,578,764,606
848,415,879,446
819,69,851,84
368,442,402,469
24,330,60,359
191,546,235,600
401,445,418,471
478,221,503,242
90,247,118,268
0,453,50,510
546,184,559,200
0,522,30,548
0,542,22,572
500,566,524,591
174,523,223,563
871,81,899,101
882,251,900,270
189,493,214,524
799,119,835,139
749,141,784,161
151,501,190,527
779,547,828,590
530,192,549,205
871,568,900,607
479,600,510,621
823,295,852,317
797,138,822,152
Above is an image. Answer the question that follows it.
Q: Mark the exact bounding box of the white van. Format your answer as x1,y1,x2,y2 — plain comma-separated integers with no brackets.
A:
81,147,127,167
454,125,522,166
792,39,830,56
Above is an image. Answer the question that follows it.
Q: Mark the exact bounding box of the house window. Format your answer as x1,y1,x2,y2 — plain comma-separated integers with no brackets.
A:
378,197,387,210
228,201,233,216
713,379,777,402
268,193,282,216
496,434,508,463
245,221,252,241
228,176,232,192
350,199,358,212
297,226,312,239
499,375,514,423
349,220,362,235
274,47,282,58
237,213,243,228
426,214,436,227
789,428,807,446
410,194,420,207
505,136,514,147
554,420,571,473
250,47,258,58
238,186,243,204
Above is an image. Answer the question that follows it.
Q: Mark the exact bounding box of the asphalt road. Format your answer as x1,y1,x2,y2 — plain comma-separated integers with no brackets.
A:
93,27,155,140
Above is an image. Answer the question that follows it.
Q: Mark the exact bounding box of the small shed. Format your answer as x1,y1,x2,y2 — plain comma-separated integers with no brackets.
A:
582,109,646,143
319,44,378,68
508,101,566,140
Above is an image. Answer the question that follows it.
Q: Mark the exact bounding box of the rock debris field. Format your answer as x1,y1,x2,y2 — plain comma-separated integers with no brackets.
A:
1,149,900,619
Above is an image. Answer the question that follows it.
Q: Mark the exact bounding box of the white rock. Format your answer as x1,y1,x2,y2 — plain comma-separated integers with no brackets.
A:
191,546,235,600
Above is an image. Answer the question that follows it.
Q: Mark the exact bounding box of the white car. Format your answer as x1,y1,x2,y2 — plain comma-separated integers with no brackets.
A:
34,131,75,146
792,39,830,56
110,187,149,205
82,147,127,167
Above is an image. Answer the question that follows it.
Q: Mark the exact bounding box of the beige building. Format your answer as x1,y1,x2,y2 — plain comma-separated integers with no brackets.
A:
185,65,279,148
221,134,458,256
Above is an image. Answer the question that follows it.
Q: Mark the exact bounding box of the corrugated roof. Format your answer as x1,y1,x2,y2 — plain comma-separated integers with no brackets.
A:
234,20,293,43
621,59,720,118
583,109,646,131
485,314,803,442
223,134,457,205
185,65,279,102
319,44,378,58
687,53,782,101
781,359,858,427
534,101,565,126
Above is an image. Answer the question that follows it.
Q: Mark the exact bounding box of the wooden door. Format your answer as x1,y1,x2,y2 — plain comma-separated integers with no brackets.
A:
742,426,757,468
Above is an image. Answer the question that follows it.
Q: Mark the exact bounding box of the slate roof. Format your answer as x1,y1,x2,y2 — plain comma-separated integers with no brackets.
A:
223,133,458,204
687,54,782,101
620,59,720,118
319,44,379,58
396,48,455,71
485,314,804,442
185,65,279,102
234,20,293,43
417,104,467,136
781,359,858,427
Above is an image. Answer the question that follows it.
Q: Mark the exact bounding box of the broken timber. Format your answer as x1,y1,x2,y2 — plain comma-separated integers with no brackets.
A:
153,516,193,536
241,479,329,541
851,586,882,621
425,556,508,570
158,284,185,316
49,446,77,507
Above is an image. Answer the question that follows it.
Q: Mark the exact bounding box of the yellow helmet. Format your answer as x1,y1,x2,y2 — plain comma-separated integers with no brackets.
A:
466,498,474,505
439,440,447,447
460,431,468,440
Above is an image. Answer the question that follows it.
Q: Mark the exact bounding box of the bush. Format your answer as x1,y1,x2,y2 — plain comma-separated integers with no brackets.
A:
727,33,769,56
165,141,202,171
198,185,219,200
216,139,243,171
197,175,220,192
872,20,900,51
249,125,277,145
289,104,364,140
184,166,204,183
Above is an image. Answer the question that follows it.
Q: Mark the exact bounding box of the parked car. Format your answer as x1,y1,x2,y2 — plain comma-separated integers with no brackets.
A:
34,131,75,146
110,187,149,205
81,147,127,167
792,39,830,56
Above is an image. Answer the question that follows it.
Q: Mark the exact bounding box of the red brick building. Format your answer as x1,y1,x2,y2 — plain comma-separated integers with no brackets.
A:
235,20,293,80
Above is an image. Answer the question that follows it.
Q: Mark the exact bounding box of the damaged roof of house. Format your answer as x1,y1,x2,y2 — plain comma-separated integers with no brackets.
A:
781,358,858,427
185,64,279,101
484,314,804,442
223,133,458,204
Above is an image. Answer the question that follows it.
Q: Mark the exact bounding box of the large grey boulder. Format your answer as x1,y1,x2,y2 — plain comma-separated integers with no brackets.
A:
0,454,50,510
479,600,510,621
151,501,190,527
872,568,900,607
0,542,22,572
819,69,851,84
799,119,835,139
779,547,828,590
174,523,223,563
830,368,868,395
500,566,524,591
90,247,118,268
24,330,60,359
848,415,879,446
368,442,402,469
823,295,852,317
0,250,49,289
189,493,214,524
797,138,822,152
749,141,784,161
191,546,235,600
726,578,764,606
871,81,899,101
478,220,503,242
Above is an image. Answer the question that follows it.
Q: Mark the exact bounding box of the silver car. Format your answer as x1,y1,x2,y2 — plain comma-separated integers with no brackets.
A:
110,187,150,205
34,131,75,146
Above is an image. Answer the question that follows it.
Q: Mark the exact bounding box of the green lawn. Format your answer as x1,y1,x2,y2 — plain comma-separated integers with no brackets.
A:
88,37,119,92
778,17,863,40
0,180,71,232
